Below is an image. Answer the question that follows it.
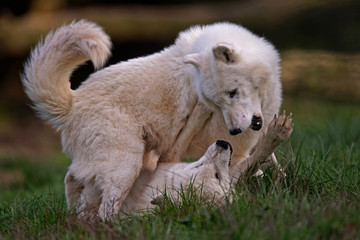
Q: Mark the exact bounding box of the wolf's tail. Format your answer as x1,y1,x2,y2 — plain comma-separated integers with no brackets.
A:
22,20,111,128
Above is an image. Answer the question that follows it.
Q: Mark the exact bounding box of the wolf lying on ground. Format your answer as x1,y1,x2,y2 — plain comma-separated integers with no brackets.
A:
66,140,233,218
69,112,292,219
22,20,289,219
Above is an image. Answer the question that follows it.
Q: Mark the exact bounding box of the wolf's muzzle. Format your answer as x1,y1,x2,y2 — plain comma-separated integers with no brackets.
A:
216,140,233,154
216,140,233,166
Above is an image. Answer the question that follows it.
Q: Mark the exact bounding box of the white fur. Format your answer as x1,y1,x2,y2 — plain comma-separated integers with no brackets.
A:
66,113,293,219
22,20,282,219
66,141,232,218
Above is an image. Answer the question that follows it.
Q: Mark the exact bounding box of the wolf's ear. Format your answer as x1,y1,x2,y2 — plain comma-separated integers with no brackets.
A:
213,43,239,64
184,53,202,67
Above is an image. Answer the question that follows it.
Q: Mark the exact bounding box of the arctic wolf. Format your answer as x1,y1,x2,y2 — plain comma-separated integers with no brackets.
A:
66,140,233,218
22,20,287,219
67,113,293,219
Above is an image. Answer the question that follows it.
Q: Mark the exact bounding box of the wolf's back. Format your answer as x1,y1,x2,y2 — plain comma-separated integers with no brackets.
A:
22,20,112,128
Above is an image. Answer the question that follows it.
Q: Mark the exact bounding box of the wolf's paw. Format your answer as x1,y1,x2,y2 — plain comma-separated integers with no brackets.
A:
266,111,294,146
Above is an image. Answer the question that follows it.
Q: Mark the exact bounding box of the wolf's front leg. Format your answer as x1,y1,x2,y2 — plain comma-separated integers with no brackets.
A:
161,101,212,162
230,111,293,181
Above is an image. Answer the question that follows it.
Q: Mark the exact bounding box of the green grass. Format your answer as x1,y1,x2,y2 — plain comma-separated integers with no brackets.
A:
1,97,360,239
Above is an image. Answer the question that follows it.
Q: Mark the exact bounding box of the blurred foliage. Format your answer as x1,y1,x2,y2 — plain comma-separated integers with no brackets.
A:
0,0,359,160
282,50,360,102
1,0,360,55
0,153,70,202
257,1,360,53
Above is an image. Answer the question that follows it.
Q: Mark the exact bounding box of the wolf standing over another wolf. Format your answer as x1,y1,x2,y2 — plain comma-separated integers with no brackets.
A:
22,20,292,219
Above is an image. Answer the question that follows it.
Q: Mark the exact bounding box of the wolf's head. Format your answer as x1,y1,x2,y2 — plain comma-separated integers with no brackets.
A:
183,139,232,191
183,23,280,135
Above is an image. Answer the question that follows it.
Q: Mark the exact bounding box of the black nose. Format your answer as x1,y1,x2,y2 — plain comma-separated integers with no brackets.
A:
216,140,233,154
251,116,262,131
229,128,242,135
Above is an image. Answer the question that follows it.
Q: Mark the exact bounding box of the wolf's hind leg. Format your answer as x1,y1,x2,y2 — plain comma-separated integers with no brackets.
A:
96,146,144,220
77,181,102,220
64,171,83,210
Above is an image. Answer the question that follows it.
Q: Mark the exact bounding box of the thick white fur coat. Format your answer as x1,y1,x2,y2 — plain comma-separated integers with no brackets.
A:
68,141,232,217
22,20,282,219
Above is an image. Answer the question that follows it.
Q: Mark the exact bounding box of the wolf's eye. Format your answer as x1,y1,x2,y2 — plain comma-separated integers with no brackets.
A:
195,163,203,168
227,89,237,98
215,173,220,179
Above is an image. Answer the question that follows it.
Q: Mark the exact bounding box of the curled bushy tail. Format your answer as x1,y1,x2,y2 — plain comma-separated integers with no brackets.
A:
22,20,111,128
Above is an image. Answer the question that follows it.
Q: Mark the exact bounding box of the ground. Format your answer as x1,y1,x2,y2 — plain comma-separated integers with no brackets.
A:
0,97,359,239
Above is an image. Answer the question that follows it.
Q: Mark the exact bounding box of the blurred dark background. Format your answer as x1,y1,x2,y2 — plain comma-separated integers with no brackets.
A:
0,0,359,160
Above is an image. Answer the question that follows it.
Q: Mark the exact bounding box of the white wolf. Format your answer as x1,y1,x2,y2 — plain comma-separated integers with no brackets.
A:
66,140,233,218
22,20,290,219
67,113,293,219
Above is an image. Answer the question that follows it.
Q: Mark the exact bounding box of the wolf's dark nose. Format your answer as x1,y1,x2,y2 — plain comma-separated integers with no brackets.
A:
229,128,242,135
251,115,262,131
216,140,233,154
